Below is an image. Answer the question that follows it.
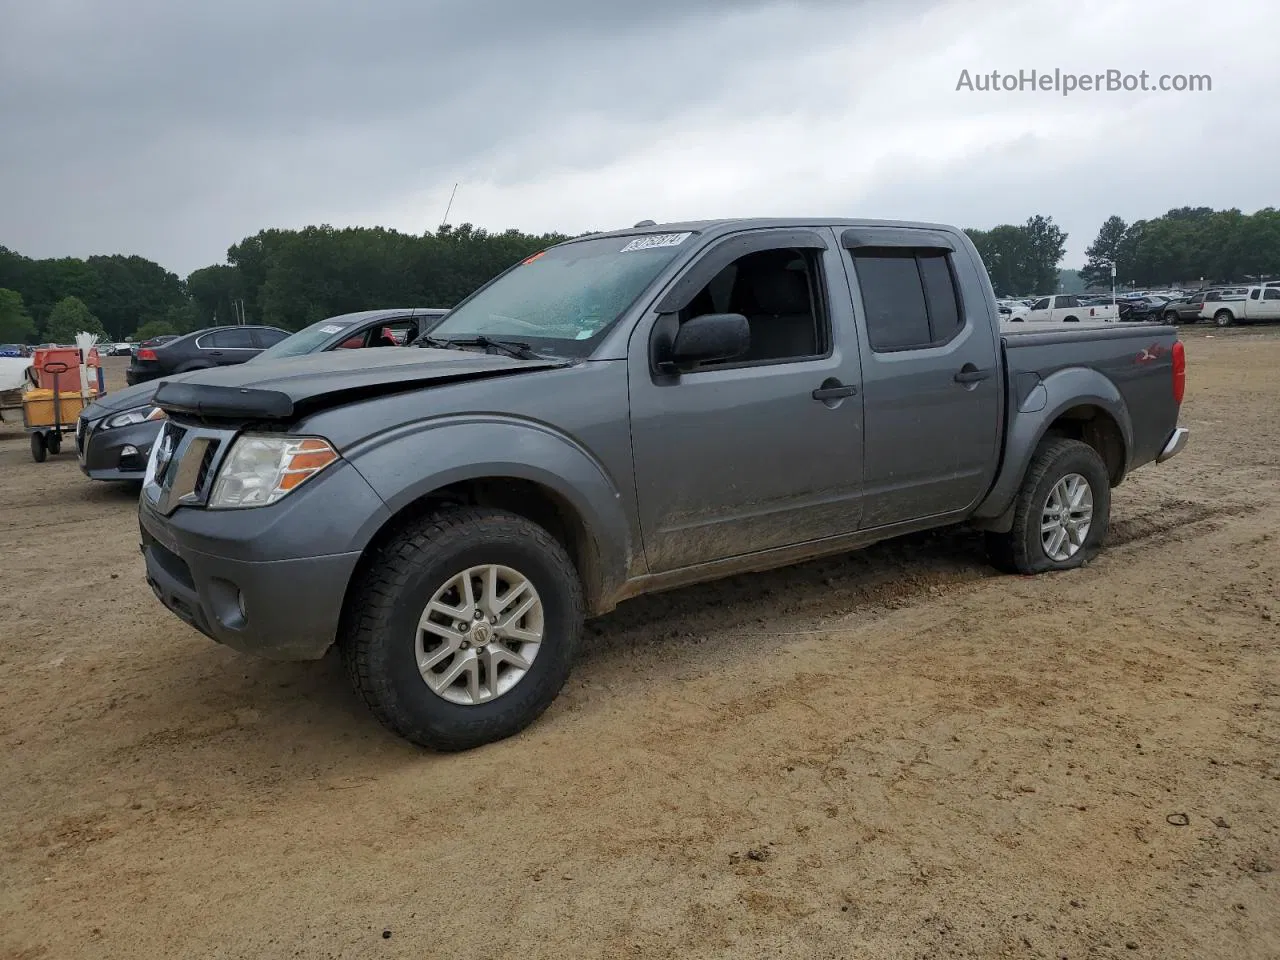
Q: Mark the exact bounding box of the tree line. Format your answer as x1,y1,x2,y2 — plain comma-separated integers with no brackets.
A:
1,206,1277,344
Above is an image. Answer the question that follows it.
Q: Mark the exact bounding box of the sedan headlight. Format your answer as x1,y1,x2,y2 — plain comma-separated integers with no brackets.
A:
103,406,167,430
208,434,340,509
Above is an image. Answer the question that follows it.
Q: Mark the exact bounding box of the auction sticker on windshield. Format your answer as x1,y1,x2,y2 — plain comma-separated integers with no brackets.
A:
620,232,691,252
318,325,344,334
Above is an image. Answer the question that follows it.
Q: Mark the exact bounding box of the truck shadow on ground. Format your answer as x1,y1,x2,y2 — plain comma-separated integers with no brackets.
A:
95,491,1241,788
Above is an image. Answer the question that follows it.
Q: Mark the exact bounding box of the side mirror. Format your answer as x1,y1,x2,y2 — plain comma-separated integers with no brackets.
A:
660,312,750,372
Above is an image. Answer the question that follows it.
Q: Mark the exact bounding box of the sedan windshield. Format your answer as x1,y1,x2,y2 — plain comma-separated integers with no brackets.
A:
255,316,360,360
422,232,696,356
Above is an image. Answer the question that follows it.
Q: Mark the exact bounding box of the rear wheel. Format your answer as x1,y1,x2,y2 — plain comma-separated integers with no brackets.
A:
30,431,46,462
339,506,584,751
986,438,1111,575
46,432,61,454
1214,310,1234,327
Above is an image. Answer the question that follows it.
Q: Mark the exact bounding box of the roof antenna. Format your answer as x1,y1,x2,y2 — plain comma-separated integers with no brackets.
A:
439,182,458,231
633,219,656,227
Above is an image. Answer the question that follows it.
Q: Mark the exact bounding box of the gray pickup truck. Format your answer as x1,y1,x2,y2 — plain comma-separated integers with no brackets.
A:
138,218,1189,751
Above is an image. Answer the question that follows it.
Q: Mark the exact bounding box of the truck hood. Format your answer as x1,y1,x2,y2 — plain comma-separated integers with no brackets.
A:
152,346,573,420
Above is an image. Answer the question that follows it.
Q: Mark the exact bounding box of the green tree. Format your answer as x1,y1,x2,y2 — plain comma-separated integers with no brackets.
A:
966,216,1065,296
1080,215,1127,288
0,288,35,342
43,296,108,343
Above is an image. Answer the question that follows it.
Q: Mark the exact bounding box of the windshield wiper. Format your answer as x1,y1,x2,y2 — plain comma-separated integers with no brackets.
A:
416,335,542,360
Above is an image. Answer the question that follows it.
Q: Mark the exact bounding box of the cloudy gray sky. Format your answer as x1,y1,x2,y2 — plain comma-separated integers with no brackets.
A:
1,0,1273,276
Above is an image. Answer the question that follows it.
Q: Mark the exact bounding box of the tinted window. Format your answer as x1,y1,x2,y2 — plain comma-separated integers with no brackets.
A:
1265,289,1280,301
852,248,965,352
1250,289,1261,299
205,328,255,348
1032,298,1051,311
918,253,961,341
854,252,930,350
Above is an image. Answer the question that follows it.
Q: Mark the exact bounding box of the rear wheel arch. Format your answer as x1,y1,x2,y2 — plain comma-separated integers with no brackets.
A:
1042,404,1127,486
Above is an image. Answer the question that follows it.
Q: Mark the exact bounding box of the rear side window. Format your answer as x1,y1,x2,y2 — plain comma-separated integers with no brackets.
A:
1265,288,1280,301
205,328,255,348
851,248,966,352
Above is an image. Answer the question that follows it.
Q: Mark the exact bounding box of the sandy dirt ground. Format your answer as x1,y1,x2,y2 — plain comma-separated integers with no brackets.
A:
1,334,1277,960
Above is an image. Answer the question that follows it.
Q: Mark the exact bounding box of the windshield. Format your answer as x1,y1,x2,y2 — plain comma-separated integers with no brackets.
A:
254,316,359,360
422,232,695,356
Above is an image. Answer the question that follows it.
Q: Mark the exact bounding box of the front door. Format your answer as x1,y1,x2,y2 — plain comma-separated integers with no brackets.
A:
628,230,865,573
839,227,1002,529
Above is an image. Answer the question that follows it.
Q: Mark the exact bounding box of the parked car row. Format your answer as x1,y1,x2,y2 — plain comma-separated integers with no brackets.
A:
77,310,447,481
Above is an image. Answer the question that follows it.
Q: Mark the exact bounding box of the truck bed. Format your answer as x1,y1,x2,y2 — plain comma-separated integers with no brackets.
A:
1000,320,1181,480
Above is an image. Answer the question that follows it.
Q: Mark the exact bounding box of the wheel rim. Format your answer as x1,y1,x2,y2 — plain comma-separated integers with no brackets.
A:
1216,312,1230,326
415,564,544,706
1041,473,1094,562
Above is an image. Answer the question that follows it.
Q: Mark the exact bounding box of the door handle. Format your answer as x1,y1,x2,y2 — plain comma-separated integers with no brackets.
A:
812,382,857,401
954,367,991,384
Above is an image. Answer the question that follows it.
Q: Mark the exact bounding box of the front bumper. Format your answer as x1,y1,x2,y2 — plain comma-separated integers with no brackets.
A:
78,417,160,480
1156,426,1190,463
137,458,390,661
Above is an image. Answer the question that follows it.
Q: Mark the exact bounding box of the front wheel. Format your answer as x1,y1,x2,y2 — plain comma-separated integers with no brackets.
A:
986,438,1111,575
339,506,584,751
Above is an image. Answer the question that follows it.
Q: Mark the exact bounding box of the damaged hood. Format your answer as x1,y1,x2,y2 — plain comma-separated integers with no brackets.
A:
152,346,572,419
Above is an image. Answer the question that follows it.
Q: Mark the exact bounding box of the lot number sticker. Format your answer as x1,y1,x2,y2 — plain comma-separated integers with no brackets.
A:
620,232,691,252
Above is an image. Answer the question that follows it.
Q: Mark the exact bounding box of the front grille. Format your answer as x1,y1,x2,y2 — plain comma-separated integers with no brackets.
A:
194,440,221,495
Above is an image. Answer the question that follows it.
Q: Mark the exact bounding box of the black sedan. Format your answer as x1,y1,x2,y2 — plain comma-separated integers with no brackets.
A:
78,308,447,481
124,325,289,385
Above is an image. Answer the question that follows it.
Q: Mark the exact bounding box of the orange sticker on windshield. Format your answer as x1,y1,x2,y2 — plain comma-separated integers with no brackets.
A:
521,252,546,265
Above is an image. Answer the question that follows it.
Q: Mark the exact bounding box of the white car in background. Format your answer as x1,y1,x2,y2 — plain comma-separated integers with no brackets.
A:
1006,294,1119,323
1200,286,1280,326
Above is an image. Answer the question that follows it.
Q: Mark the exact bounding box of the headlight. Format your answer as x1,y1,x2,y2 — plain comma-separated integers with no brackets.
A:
208,434,339,509
103,405,167,429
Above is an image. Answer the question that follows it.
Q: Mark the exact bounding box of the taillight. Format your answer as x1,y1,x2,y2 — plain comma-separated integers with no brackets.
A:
1172,340,1186,405
138,348,157,361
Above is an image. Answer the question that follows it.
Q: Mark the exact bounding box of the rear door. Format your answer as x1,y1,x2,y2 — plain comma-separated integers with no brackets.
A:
839,226,1002,529
200,327,258,365
627,228,865,572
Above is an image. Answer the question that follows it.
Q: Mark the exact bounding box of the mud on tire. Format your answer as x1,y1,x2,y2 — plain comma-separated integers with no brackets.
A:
986,437,1112,575
338,506,584,751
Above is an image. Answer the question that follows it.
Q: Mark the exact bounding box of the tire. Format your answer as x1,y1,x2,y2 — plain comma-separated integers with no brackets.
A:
1214,310,1234,327
338,506,584,751
985,438,1111,575
30,431,46,462
47,432,61,454
1163,312,1179,324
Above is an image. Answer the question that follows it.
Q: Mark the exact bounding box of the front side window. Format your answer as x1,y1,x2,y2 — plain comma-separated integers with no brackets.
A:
673,247,828,366
424,233,694,357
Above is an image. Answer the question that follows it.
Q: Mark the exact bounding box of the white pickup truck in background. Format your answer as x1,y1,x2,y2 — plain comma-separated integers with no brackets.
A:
1008,294,1119,323
1200,286,1280,326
